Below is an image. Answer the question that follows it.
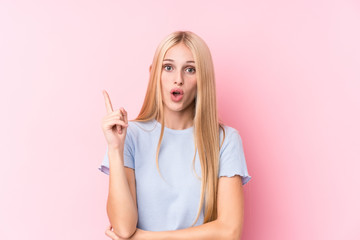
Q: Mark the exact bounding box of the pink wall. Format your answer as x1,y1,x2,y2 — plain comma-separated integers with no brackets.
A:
1,0,359,239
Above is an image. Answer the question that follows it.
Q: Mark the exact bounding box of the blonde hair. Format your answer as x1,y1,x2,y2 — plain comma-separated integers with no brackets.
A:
134,31,225,226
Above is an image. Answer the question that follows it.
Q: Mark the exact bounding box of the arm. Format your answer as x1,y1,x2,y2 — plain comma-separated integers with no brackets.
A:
107,147,138,238
143,219,235,240
144,175,245,240
105,175,244,240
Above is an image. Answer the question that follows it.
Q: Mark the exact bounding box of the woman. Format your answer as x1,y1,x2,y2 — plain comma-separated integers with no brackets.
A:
99,31,251,239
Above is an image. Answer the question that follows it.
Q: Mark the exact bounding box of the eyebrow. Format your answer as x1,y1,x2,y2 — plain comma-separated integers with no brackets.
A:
163,59,195,63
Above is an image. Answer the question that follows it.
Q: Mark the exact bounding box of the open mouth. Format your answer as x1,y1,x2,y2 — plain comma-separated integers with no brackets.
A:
171,88,184,96
170,88,184,102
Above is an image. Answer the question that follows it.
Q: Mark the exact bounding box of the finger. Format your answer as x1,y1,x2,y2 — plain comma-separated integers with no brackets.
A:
120,108,128,124
106,119,128,128
107,109,122,119
107,115,128,122
103,90,114,113
106,119,128,133
105,118,128,126
107,109,125,122
117,108,125,133
105,229,120,240
117,124,121,134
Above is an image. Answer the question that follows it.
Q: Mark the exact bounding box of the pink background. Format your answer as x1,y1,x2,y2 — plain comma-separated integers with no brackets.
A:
1,0,359,239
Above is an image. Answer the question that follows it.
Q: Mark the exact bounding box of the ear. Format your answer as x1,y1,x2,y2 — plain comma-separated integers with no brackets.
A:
149,64,152,73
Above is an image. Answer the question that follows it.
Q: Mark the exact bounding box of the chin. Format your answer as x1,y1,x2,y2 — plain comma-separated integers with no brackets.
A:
163,102,184,112
168,106,186,112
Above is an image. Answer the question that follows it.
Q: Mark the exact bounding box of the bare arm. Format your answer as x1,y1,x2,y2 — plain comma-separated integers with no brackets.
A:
101,90,138,238
105,175,244,240
141,219,235,240
143,176,244,240
107,147,138,238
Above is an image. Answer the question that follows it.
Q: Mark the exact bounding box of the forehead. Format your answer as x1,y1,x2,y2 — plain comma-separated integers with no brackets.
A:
164,43,194,61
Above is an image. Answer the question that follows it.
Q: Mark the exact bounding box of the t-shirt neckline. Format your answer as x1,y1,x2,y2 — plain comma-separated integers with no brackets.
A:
153,119,194,134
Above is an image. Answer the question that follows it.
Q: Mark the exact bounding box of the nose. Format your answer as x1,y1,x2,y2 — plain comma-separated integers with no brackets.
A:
174,71,184,86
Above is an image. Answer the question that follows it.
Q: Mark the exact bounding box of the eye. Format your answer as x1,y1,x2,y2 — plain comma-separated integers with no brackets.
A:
185,67,196,74
163,65,173,71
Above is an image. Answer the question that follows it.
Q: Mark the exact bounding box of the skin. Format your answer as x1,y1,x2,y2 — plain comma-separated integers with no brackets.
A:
159,43,198,130
105,176,245,240
102,42,198,238
103,43,245,240
102,91,138,238
102,90,128,149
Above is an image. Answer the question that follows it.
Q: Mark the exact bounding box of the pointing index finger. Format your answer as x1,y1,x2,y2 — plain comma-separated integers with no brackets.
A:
102,90,114,113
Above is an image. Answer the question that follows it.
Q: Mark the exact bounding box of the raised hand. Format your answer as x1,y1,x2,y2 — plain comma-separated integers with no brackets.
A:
101,90,128,150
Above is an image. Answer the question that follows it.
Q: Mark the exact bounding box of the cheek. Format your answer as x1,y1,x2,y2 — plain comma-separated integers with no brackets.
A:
161,73,170,89
192,79,197,94
188,84,197,100
159,81,166,101
160,76,166,91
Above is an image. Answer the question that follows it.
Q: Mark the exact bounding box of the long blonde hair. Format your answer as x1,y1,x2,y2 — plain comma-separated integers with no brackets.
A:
134,31,225,226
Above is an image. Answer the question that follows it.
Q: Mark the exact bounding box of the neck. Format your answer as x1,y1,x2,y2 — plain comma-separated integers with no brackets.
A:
160,102,195,130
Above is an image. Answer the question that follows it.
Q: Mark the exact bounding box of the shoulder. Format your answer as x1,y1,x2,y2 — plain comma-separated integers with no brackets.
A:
126,119,158,137
219,124,243,154
220,124,242,143
220,124,240,136
123,119,158,152
217,124,251,184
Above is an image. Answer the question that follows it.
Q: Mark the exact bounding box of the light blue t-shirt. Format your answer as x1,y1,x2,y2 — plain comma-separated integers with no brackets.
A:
98,119,251,231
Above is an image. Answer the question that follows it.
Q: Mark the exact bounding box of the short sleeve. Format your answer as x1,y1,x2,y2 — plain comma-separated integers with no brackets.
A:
218,128,252,185
98,128,135,175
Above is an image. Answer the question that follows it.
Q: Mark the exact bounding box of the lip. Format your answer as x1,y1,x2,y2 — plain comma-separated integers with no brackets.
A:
170,88,184,95
170,88,184,102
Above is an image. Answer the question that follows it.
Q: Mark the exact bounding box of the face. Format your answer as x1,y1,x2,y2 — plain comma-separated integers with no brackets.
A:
160,43,197,115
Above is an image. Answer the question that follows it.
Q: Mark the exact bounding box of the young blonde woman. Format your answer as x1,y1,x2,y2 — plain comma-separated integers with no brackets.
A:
99,31,251,240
